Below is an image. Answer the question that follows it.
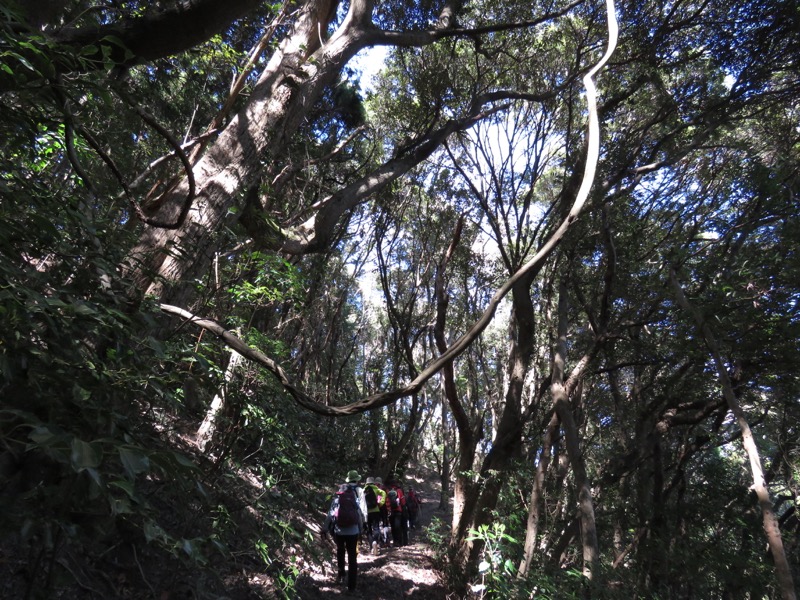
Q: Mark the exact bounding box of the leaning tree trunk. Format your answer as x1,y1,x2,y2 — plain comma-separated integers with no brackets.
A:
670,267,797,600
383,394,421,477
518,410,560,577
196,347,242,451
125,0,364,305
124,0,484,309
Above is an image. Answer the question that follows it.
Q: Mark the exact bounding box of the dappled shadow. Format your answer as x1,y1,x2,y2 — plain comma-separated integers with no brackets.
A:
295,543,449,599
293,465,452,599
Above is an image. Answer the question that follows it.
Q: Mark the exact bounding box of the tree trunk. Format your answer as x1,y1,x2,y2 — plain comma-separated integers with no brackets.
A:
384,394,421,477
196,348,242,451
460,278,535,571
369,408,381,468
439,388,451,510
670,266,796,600
428,214,477,533
518,409,560,577
552,279,599,580
125,0,365,303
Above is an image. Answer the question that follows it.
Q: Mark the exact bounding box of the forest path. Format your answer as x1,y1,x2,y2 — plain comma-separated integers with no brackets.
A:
294,468,452,599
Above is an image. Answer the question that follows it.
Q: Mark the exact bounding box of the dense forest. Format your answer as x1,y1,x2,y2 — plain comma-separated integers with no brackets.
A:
1,0,798,598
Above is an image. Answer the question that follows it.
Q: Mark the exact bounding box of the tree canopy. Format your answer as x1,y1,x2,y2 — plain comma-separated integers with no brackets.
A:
1,0,798,598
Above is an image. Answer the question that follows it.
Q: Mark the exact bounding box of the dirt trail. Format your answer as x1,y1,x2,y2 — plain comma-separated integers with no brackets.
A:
295,469,452,599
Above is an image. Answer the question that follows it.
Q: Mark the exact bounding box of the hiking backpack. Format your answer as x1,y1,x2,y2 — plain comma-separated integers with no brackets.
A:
406,490,419,511
332,484,360,528
387,489,401,512
364,485,379,510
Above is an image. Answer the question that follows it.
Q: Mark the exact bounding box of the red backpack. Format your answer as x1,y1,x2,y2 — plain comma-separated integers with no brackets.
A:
332,484,360,528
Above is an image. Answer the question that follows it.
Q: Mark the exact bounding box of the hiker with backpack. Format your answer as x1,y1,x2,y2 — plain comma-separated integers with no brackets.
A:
374,476,390,530
406,486,422,529
387,478,409,547
373,476,392,548
363,477,387,554
322,470,367,592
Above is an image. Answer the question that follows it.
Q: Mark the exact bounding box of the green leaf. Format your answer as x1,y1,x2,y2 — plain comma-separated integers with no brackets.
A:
29,426,56,445
119,446,150,480
182,538,197,556
170,451,197,469
143,520,168,544
71,437,101,471
109,496,133,515
80,44,99,57
109,479,136,498
84,467,103,488
73,302,98,316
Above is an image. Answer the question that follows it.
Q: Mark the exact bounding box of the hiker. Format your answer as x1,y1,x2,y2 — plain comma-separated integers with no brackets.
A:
363,477,387,554
375,477,390,546
387,478,409,547
406,486,422,529
322,470,367,592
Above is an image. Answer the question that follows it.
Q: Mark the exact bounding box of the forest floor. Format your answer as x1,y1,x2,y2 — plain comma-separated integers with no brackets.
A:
294,468,453,599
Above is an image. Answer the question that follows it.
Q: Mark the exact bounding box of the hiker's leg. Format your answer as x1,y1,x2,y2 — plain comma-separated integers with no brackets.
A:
368,512,381,547
401,510,409,545
390,512,402,546
345,534,358,590
335,534,346,581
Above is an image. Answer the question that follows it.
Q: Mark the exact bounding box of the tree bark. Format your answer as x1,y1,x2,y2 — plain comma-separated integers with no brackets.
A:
196,347,242,451
439,388,451,510
383,394,421,477
552,279,599,580
518,409,560,577
461,277,535,571
55,0,266,65
125,0,363,303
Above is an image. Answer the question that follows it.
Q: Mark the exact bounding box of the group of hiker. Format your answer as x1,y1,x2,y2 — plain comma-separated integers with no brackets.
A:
322,470,423,592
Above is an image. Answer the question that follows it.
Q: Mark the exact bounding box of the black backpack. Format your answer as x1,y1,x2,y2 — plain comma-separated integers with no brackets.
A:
364,485,378,510
332,484,360,528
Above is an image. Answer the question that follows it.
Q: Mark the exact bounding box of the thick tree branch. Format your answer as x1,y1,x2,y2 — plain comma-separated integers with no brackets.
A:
53,0,267,66
369,0,586,47
276,106,506,253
